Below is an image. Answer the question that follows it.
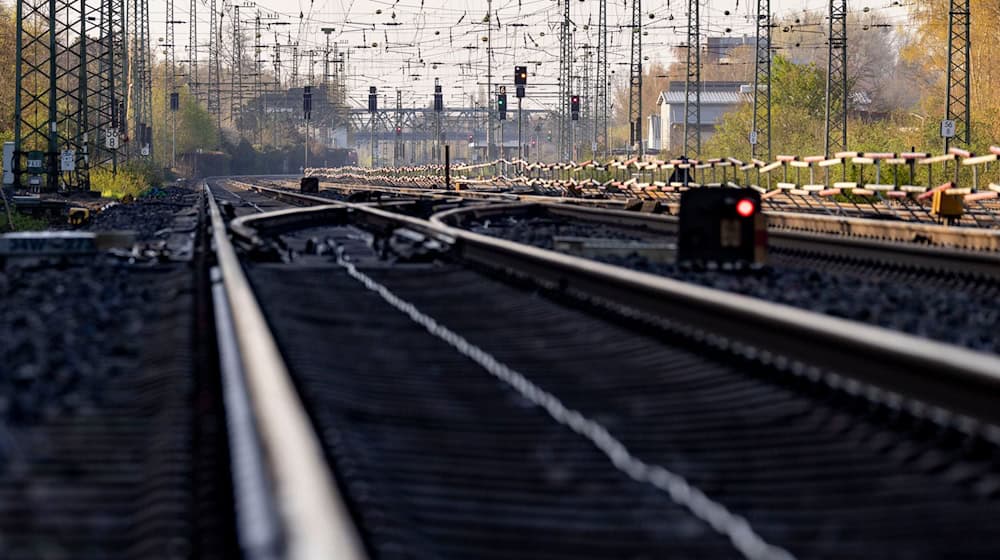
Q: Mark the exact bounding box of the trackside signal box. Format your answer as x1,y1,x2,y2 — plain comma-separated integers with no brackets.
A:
677,188,766,266
300,176,319,193
931,189,963,222
3,142,14,185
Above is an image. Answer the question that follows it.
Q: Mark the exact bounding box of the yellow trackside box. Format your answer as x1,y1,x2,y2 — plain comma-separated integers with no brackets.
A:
931,191,964,219
68,207,90,225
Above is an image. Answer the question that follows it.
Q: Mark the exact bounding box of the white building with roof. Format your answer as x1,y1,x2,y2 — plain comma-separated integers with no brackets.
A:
656,81,751,155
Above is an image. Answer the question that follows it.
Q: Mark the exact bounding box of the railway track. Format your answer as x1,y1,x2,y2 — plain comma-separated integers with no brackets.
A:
0,186,236,559
245,175,1000,250
206,177,1000,559
216,179,1000,353
303,168,1000,229
432,201,1000,276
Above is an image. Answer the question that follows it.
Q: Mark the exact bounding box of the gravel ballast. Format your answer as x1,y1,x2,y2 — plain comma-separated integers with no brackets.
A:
0,185,233,558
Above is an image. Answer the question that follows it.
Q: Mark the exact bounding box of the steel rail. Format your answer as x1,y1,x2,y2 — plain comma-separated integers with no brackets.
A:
211,268,283,559
430,202,1000,280
766,211,1000,251
304,174,1000,227
222,178,1000,277
223,178,467,209
229,200,1000,432
233,175,1000,250
263,176,632,207
205,183,367,560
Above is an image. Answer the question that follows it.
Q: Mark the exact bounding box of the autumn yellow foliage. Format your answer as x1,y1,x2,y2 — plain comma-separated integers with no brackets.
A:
903,0,1000,148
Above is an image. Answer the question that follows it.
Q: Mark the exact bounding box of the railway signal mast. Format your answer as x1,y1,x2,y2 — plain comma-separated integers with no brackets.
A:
571,94,581,161
170,92,179,167
498,87,508,160
303,85,312,169
433,79,444,162
368,86,378,167
515,65,527,160
394,89,403,166
498,89,508,121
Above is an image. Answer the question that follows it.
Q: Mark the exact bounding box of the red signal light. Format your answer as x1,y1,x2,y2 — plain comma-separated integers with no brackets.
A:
736,198,755,218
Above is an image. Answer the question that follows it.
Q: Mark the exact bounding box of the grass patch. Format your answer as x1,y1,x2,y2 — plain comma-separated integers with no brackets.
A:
0,208,50,233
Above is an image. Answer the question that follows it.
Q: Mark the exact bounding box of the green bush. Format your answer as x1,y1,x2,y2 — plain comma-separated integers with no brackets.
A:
90,161,163,199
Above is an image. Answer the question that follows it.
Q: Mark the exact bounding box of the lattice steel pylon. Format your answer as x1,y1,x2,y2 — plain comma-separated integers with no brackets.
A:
485,0,493,160
189,0,198,100
824,0,848,157
270,39,281,145
130,0,154,156
14,0,100,189
945,0,971,151
165,0,178,165
75,0,90,183
307,49,316,85
208,0,221,129
558,0,571,161
230,3,243,129
596,0,608,158
323,29,331,91
336,46,347,110
628,0,642,158
582,48,591,158
683,0,701,157
93,0,128,169
166,0,176,99
254,12,265,146
751,0,771,161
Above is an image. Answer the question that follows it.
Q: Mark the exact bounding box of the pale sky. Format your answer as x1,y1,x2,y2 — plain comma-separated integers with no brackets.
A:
146,0,912,112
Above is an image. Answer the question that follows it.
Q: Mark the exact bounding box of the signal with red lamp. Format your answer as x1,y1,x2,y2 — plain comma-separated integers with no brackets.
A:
677,188,767,267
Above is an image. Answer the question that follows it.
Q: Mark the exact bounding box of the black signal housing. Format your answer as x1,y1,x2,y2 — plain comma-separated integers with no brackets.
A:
677,188,767,266
514,66,528,85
